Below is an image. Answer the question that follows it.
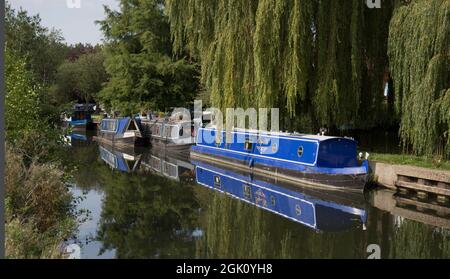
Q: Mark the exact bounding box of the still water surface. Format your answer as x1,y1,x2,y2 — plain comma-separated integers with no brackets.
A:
66,134,450,259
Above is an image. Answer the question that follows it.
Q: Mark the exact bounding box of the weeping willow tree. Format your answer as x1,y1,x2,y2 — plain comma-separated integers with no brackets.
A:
389,0,450,158
167,0,394,131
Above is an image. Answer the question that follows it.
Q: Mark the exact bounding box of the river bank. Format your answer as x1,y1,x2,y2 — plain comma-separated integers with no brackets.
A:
4,146,77,259
370,153,450,171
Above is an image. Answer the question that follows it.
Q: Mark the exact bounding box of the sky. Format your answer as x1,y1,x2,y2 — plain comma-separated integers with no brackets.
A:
9,0,120,45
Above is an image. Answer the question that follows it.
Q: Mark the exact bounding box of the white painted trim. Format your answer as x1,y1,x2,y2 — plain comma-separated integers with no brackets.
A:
123,154,135,161
198,127,320,166
196,143,319,167
123,131,135,138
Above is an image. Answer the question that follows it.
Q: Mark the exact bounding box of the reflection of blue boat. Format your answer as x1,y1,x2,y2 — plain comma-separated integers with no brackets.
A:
191,128,369,191
64,132,91,147
65,104,96,130
70,133,88,141
95,117,146,147
99,144,142,173
193,159,367,232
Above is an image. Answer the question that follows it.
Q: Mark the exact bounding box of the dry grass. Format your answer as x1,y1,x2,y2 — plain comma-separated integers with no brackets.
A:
5,145,75,259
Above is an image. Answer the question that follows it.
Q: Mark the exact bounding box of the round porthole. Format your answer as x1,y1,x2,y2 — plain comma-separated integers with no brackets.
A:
295,204,302,216
297,145,304,158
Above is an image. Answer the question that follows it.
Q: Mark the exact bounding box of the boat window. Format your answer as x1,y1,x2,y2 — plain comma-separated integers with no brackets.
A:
179,128,184,137
214,176,221,188
295,204,302,216
102,119,117,132
297,145,304,158
243,185,252,199
244,139,253,151
164,126,172,138
128,120,137,131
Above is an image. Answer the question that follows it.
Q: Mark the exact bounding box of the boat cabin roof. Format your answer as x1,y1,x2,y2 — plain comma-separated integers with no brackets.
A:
101,117,142,134
203,127,353,143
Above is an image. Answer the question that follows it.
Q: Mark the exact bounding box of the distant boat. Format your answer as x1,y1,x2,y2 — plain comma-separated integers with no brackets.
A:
64,103,96,130
191,127,370,191
192,159,367,232
95,117,146,148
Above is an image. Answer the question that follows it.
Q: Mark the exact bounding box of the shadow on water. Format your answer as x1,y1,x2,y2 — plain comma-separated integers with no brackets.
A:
65,132,450,259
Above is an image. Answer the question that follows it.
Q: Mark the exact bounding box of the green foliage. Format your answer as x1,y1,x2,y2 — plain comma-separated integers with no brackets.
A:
98,0,199,115
51,51,108,104
389,0,450,158
167,0,394,131
5,2,71,137
5,51,40,139
5,3,69,85
5,50,63,159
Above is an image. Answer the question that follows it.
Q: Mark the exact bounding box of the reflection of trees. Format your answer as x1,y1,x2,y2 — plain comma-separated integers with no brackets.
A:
68,144,450,258
194,190,367,259
66,144,104,191
195,187,450,259
390,220,450,259
96,171,201,258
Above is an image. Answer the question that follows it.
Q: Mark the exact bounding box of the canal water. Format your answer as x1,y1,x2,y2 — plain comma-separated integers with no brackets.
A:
65,134,450,259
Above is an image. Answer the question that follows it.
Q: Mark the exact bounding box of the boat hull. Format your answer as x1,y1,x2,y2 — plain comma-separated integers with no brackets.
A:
96,117,149,147
190,150,368,192
150,138,193,151
94,132,146,149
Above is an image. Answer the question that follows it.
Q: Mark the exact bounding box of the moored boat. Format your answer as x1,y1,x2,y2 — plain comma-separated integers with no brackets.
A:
94,117,146,148
142,114,194,150
191,127,370,191
64,103,96,130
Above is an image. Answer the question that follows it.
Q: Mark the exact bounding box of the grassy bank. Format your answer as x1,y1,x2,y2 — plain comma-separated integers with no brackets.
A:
370,153,450,171
5,146,76,259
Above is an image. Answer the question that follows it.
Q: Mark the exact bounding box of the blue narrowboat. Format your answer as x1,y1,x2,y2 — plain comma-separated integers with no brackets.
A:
193,159,367,232
65,103,96,130
191,128,370,191
95,117,146,147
